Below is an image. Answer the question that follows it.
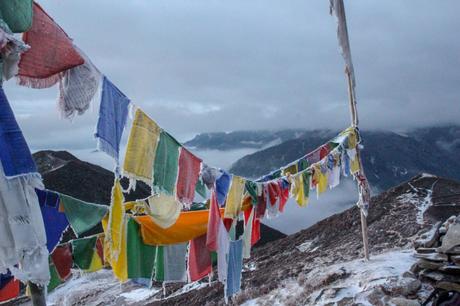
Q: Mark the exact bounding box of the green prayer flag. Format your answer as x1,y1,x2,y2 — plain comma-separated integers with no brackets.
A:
297,159,309,172
48,262,63,292
195,177,207,198
154,246,164,282
72,236,97,270
0,0,33,33
190,202,207,211
302,171,311,198
245,181,258,205
153,131,180,195
127,218,156,282
211,251,217,265
60,194,108,236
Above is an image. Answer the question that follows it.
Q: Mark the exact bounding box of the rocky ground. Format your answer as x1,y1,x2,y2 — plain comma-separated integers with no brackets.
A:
7,174,460,306
145,174,460,305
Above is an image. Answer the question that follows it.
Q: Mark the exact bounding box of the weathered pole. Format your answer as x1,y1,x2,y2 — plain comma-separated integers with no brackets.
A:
334,0,371,260
28,282,47,306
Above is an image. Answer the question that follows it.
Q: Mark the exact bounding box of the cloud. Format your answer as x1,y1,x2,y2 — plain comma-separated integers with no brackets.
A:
264,180,359,234
4,0,460,155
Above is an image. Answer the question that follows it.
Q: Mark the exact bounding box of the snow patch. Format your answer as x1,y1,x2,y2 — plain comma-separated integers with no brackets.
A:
296,240,318,253
120,287,160,302
244,249,416,306
397,183,434,224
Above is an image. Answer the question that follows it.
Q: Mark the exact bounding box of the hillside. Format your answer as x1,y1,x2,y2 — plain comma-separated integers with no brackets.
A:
185,129,335,151
42,174,460,305
229,126,460,191
146,174,460,305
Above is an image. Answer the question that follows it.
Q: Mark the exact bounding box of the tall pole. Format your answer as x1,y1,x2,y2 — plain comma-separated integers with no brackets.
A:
28,282,47,306
332,0,370,260
346,70,369,260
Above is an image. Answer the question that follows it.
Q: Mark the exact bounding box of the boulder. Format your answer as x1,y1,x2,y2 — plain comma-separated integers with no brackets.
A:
414,253,448,262
436,281,460,292
381,277,421,297
414,222,441,249
389,297,420,306
416,259,444,270
444,246,460,255
438,265,460,275
438,222,460,253
451,255,460,265
415,248,436,254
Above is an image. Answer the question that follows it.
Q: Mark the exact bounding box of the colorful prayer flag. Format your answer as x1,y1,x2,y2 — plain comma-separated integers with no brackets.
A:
18,3,84,88
176,147,202,205
60,193,108,237
95,76,130,161
153,131,180,194
123,108,160,183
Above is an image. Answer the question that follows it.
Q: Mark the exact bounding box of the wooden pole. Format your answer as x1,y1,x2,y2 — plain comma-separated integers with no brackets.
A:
28,282,47,306
346,66,370,261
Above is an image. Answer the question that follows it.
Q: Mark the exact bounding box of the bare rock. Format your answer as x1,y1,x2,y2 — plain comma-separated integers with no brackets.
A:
389,297,420,306
438,265,460,275
414,253,448,262
364,287,388,306
439,226,447,235
420,270,460,283
436,281,460,291
414,222,441,249
381,277,421,297
416,259,444,270
444,246,460,255
438,222,460,253
415,248,436,254
451,255,460,265
402,271,416,279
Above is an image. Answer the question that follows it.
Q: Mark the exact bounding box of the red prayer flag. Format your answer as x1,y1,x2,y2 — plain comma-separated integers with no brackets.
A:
51,244,73,281
244,207,261,246
206,191,221,251
188,234,212,282
96,236,105,265
278,180,289,213
0,279,19,303
176,147,201,205
18,3,84,88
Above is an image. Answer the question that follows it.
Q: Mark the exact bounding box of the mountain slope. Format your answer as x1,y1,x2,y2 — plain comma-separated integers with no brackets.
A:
185,129,334,151
146,175,460,305
229,127,460,191
42,175,460,305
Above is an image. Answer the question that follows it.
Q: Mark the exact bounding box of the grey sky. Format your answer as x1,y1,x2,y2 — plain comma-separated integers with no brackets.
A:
5,0,460,153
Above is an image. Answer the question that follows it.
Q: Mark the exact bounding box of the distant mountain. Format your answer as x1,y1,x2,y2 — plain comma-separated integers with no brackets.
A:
184,129,334,150
33,150,151,204
228,126,460,191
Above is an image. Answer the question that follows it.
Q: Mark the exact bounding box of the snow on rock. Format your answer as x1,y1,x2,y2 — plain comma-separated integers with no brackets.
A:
397,182,435,224
243,249,417,306
46,269,161,306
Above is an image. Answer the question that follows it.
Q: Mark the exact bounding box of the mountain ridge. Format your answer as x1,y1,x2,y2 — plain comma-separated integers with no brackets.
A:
226,126,460,191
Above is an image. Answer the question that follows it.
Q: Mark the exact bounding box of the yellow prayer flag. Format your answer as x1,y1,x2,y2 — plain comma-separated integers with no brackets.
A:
282,164,298,176
316,165,328,196
123,109,161,183
106,179,125,262
293,174,307,207
224,176,245,219
102,214,128,282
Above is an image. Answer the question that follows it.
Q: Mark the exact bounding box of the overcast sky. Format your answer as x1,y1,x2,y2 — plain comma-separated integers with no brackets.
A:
5,0,460,155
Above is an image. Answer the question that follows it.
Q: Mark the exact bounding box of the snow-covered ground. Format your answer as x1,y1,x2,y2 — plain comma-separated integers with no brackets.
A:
46,269,161,306
242,249,418,306
397,181,436,224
